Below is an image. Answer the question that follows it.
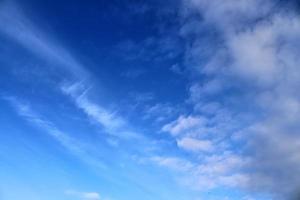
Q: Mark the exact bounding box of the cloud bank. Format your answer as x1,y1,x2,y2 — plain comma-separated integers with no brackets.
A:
177,0,300,199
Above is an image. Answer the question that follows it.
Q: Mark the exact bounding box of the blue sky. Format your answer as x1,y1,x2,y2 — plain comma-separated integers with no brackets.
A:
1,0,300,200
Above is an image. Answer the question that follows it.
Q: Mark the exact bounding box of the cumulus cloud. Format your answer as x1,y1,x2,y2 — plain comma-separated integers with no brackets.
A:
179,0,300,198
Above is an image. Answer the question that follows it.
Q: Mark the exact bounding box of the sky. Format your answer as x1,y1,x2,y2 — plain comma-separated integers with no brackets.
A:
0,0,300,200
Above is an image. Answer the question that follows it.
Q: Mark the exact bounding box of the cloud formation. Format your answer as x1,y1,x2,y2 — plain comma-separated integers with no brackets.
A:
178,0,300,198
0,1,87,79
61,82,142,140
162,115,207,136
65,190,101,200
177,137,214,152
2,0,300,199
5,96,107,170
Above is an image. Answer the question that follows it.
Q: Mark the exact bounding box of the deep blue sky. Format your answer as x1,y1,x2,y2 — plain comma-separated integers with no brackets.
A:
1,0,300,200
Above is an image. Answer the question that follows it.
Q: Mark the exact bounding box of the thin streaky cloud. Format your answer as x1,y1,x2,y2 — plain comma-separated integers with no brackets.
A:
65,190,102,200
0,1,88,78
61,82,143,140
0,1,142,140
5,96,107,170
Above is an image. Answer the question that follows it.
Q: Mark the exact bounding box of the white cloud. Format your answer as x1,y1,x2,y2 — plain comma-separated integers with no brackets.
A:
0,2,135,139
189,153,250,190
5,96,107,170
162,115,206,136
150,152,249,191
227,13,300,86
61,82,141,139
197,153,248,176
189,79,224,100
177,137,214,152
184,0,273,32
6,97,77,149
151,156,194,172
3,0,300,198
180,0,300,198
82,193,101,200
0,1,87,79
83,192,100,200
143,103,178,122
65,190,101,200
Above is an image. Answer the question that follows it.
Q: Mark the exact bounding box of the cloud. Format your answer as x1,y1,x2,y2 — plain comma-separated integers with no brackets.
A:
0,2,128,139
151,156,194,172
162,115,207,136
170,64,185,75
143,103,179,122
177,137,214,152
2,0,300,199
61,82,141,139
188,152,249,191
227,14,300,86
184,0,274,32
65,190,101,200
150,152,249,191
161,112,238,143
179,0,300,198
0,1,88,79
6,97,77,148
61,82,124,130
0,2,144,141
5,96,106,169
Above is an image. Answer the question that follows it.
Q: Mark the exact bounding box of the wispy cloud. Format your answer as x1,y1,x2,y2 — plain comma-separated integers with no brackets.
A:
65,190,102,200
150,156,194,172
2,0,300,199
177,137,214,153
0,1,143,141
162,115,207,136
5,96,106,169
0,1,87,78
150,152,249,191
61,82,142,139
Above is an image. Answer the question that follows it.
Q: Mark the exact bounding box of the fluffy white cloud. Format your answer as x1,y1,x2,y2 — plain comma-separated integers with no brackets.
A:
179,0,300,198
227,14,300,86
